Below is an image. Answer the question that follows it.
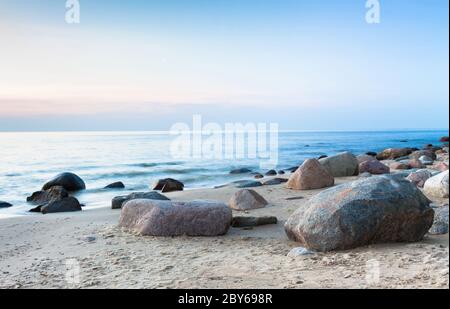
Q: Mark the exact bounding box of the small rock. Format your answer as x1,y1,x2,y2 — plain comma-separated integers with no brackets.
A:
104,182,125,189
229,189,268,211
231,216,278,228
287,247,316,258
429,205,449,235
262,178,288,186
265,170,277,176
112,191,170,209
230,168,252,174
153,178,184,193
0,201,13,208
235,180,263,188
253,173,264,179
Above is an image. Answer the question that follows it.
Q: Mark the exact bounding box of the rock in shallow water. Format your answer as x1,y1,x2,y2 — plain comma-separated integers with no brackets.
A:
423,170,449,198
319,152,359,177
112,191,170,209
119,200,232,236
104,182,125,189
42,172,86,192
284,176,434,252
229,189,268,211
153,178,184,193
27,186,69,204
41,197,82,214
286,159,334,190
0,201,12,208
230,168,252,174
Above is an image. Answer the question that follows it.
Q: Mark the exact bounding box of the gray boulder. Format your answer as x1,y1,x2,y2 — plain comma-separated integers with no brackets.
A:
42,172,86,192
319,152,359,177
359,160,390,175
406,169,433,188
429,205,449,235
112,191,170,209
285,176,434,252
119,200,232,236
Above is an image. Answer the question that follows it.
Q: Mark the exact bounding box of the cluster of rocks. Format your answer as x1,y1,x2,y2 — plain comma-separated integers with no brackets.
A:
27,173,85,214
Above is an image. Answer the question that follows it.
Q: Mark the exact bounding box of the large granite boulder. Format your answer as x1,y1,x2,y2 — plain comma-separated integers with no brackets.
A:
429,205,449,235
377,148,413,160
229,189,268,211
284,176,434,252
153,178,184,193
42,172,86,192
27,186,69,204
406,170,433,188
359,160,390,175
112,191,170,209
286,159,334,190
357,154,377,164
410,150,437,161
119,200,232,236
319,152,359,177
423,171,449,198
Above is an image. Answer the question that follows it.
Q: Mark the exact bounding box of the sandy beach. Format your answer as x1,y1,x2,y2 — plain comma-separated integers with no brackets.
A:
1,175,448,289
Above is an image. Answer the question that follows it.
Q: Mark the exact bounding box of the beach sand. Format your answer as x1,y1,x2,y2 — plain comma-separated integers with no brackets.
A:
0,176,448,289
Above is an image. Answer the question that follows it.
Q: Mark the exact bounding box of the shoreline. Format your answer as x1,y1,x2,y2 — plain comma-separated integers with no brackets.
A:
1,173,448,289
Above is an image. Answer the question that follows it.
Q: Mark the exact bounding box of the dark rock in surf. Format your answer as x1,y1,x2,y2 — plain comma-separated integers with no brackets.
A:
230,168,252,174
0,201,12,208
42,172,86,192
105,182,125,189
41,197,82,214
153,178,184,193
27,186,69,204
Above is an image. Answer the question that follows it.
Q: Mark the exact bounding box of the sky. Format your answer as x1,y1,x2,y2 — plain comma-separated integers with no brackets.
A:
0,0,448,131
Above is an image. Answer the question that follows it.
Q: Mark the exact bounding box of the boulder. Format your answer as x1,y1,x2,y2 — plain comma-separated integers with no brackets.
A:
0,201,12,208
390,162,410,170
153,178,184,193
229,189,268,211
231,216,278,228
319,152,359,177
408,158,425,169
230,168,252,174
419,156,434,166
377,148,413,160
105,182,125,189
262,178,288,186
253,173,264,179
410,150,437,161
429,205,449,235
286,159,335,190
119,200,232,236
112,191,170,209
265,170,277,176
41,197,82,214
359,160,390,175
357,154,377,164
432,162,449,172
284,176,434,252
27,186,69,204
406,170,433,188
42,172,86,192
423,171,449,198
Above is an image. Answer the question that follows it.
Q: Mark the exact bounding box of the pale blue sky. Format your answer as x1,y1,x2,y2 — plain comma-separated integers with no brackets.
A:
0,0,448,131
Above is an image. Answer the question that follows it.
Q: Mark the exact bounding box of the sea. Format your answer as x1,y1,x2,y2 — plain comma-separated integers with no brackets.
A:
0,130,448,218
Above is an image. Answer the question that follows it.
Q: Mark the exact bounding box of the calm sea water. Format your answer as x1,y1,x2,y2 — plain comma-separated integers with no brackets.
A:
0,130,448,218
